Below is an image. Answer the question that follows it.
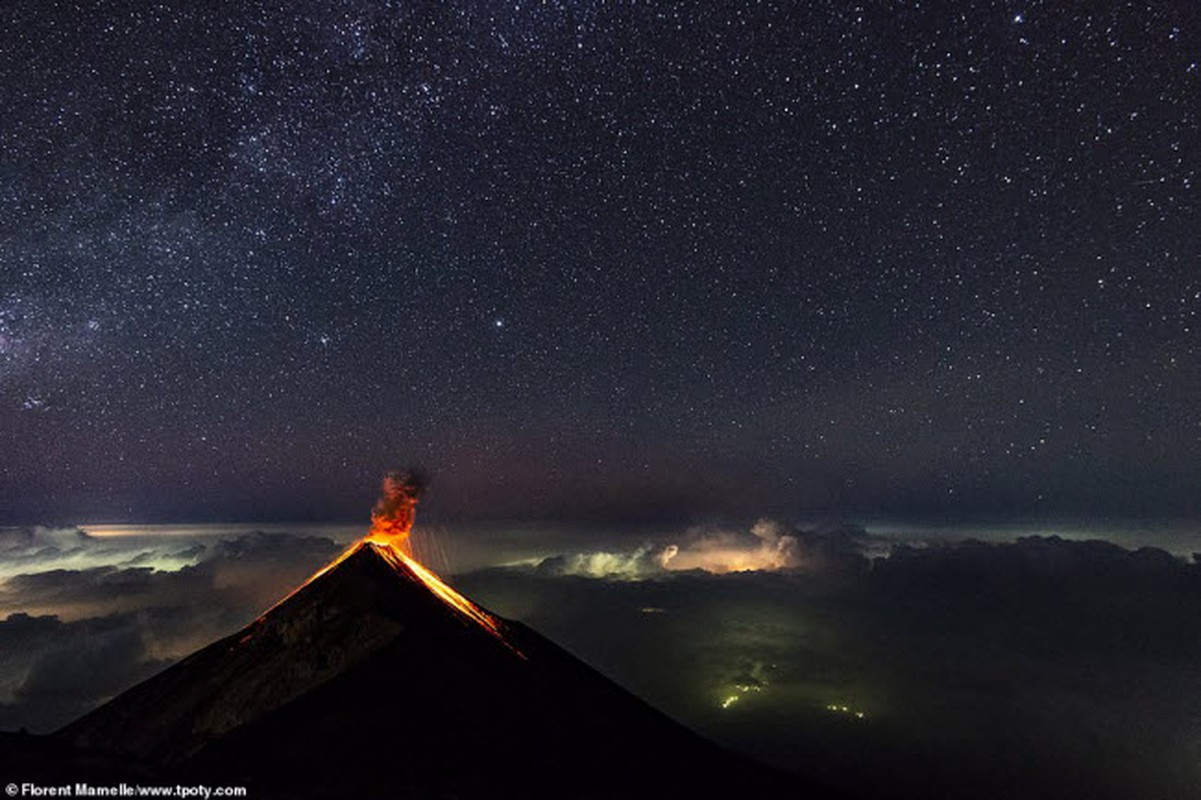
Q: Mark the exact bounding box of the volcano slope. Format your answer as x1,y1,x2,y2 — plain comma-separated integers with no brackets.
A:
59,541,833,799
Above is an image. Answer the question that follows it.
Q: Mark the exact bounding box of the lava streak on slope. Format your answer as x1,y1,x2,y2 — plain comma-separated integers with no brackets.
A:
372,541,510,643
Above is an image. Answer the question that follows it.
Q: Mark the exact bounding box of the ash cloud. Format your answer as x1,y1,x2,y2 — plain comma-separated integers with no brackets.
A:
372,470,426,517
368,469,426,548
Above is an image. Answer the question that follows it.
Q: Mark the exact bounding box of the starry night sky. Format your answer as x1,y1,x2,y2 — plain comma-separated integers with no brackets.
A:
1,1,1197,524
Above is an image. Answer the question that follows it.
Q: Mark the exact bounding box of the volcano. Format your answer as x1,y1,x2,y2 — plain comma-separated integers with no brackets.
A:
57,538,820,798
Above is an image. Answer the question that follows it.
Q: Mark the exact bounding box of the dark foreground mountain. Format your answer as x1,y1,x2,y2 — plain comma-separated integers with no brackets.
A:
0,730,149,784
54,541,832,799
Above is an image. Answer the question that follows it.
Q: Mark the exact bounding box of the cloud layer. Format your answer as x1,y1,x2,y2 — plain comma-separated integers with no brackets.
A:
460,526,1201,800
0,526,341,731
2,520,1199,800
530,518,874,579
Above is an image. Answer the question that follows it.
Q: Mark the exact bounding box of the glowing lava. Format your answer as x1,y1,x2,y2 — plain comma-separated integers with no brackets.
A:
371,541,508,640
253,470,520,655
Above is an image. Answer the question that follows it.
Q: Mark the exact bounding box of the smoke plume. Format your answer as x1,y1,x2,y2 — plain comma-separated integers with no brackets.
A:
367,470,426,552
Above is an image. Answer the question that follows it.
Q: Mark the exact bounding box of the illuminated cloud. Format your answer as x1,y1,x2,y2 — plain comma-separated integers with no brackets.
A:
530,519,874,579
535,544,667,579
659,519,800,573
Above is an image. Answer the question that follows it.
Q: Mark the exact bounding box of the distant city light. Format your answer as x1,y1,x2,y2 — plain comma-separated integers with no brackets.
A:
825,703,868,720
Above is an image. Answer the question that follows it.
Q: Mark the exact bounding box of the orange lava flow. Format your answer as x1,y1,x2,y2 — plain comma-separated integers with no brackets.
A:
253,539,523,657
370,542,506,640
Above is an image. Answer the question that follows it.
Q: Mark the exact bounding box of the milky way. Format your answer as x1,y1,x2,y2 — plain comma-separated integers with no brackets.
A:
1,2,1197,523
